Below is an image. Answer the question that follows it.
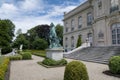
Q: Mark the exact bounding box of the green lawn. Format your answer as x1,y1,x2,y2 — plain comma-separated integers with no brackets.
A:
23,50,46,58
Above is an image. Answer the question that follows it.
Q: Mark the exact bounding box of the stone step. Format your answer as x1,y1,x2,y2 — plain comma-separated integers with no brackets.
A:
64,46,120,64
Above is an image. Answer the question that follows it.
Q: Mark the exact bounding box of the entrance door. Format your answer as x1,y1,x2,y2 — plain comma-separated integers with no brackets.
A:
87,33,93,46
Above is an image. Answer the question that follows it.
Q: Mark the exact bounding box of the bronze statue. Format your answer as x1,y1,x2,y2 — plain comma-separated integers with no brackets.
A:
49,23,61,48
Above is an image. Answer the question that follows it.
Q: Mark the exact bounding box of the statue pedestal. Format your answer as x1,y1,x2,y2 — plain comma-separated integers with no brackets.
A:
46,48,64,61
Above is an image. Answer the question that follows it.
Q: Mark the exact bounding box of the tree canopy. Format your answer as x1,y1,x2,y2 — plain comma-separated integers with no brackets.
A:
0,19,15,47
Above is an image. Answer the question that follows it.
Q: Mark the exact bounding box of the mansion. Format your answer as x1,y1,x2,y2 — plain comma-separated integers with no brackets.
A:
63,0,120,51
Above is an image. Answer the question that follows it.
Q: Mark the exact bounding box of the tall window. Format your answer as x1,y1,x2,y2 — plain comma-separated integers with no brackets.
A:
65,37,68,47
71,36,74,49
65,22,68,32
111,23,120,45
78,16,82,29
110,0,119,13
71,19,74,31
87,12,92,26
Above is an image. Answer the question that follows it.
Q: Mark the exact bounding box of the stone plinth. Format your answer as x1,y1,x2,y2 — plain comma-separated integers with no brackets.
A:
46,48,64,61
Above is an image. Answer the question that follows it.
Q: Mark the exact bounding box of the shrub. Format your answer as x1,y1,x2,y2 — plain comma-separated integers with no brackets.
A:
21,52,32,60
0,57,10,80
42,58,67,66
109,56,120,74
9,54,22,60
1,46,12,54
76,35,82,48
64,61,89,80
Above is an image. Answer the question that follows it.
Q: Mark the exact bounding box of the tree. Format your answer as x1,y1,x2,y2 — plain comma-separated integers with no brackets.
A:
12,34,29,49
0,19,15,47
55,24,63,46
16,28,22,36
76,35,82,48
32,38,48,50
26,24,50,48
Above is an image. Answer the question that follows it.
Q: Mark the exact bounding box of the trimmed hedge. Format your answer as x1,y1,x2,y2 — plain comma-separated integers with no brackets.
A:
9,54,22,60
42,58,67,66
109,56,120,74
0,57,10,80
64,61,89,80
21,52,32,60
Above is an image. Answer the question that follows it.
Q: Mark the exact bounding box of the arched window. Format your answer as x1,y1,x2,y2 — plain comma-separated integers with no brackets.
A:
111,23,120,45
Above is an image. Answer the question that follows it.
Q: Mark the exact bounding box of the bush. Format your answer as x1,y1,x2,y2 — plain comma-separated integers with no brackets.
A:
9,54,22,60
64,61,89,80
76,35,82,48
21,52,32,60
1,46,12,54
42,58,67,66
0,57,10,80
109,56,120,74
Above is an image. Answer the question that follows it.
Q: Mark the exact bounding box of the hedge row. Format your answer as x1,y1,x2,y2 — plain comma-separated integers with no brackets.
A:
9,52,32,60
0,57,10,80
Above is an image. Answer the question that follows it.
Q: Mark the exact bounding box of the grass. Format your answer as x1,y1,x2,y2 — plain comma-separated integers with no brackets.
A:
22,50,46,58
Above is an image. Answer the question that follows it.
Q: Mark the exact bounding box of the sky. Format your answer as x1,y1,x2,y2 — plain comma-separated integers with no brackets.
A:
0,0,87,33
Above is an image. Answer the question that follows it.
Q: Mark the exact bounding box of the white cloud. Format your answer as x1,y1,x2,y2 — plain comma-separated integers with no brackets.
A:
0,3,18,15
19,0,44,11
0,0,87,34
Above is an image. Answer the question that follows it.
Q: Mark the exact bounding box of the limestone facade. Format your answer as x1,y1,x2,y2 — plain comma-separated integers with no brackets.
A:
63,0,120,51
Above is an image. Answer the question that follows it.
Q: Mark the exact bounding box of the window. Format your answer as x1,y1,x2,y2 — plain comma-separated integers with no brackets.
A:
110,0,119,13
66,27,68,32
65,37,68,52
65,22,68,32
71,19,74,31
97,0,102,9
98,31,104,39
71,36,74,48
87,12,92,26
78,16,82,29
111,23,120,45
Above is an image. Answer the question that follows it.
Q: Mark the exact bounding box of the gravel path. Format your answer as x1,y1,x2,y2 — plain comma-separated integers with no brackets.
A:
10,55,120,80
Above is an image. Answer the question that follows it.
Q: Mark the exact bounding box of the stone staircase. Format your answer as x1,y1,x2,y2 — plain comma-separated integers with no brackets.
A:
64,46,120,64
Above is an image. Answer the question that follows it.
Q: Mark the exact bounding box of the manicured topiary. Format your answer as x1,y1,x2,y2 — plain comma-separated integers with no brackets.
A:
64,61,89,80
109,56,120,74
21,52,32,60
